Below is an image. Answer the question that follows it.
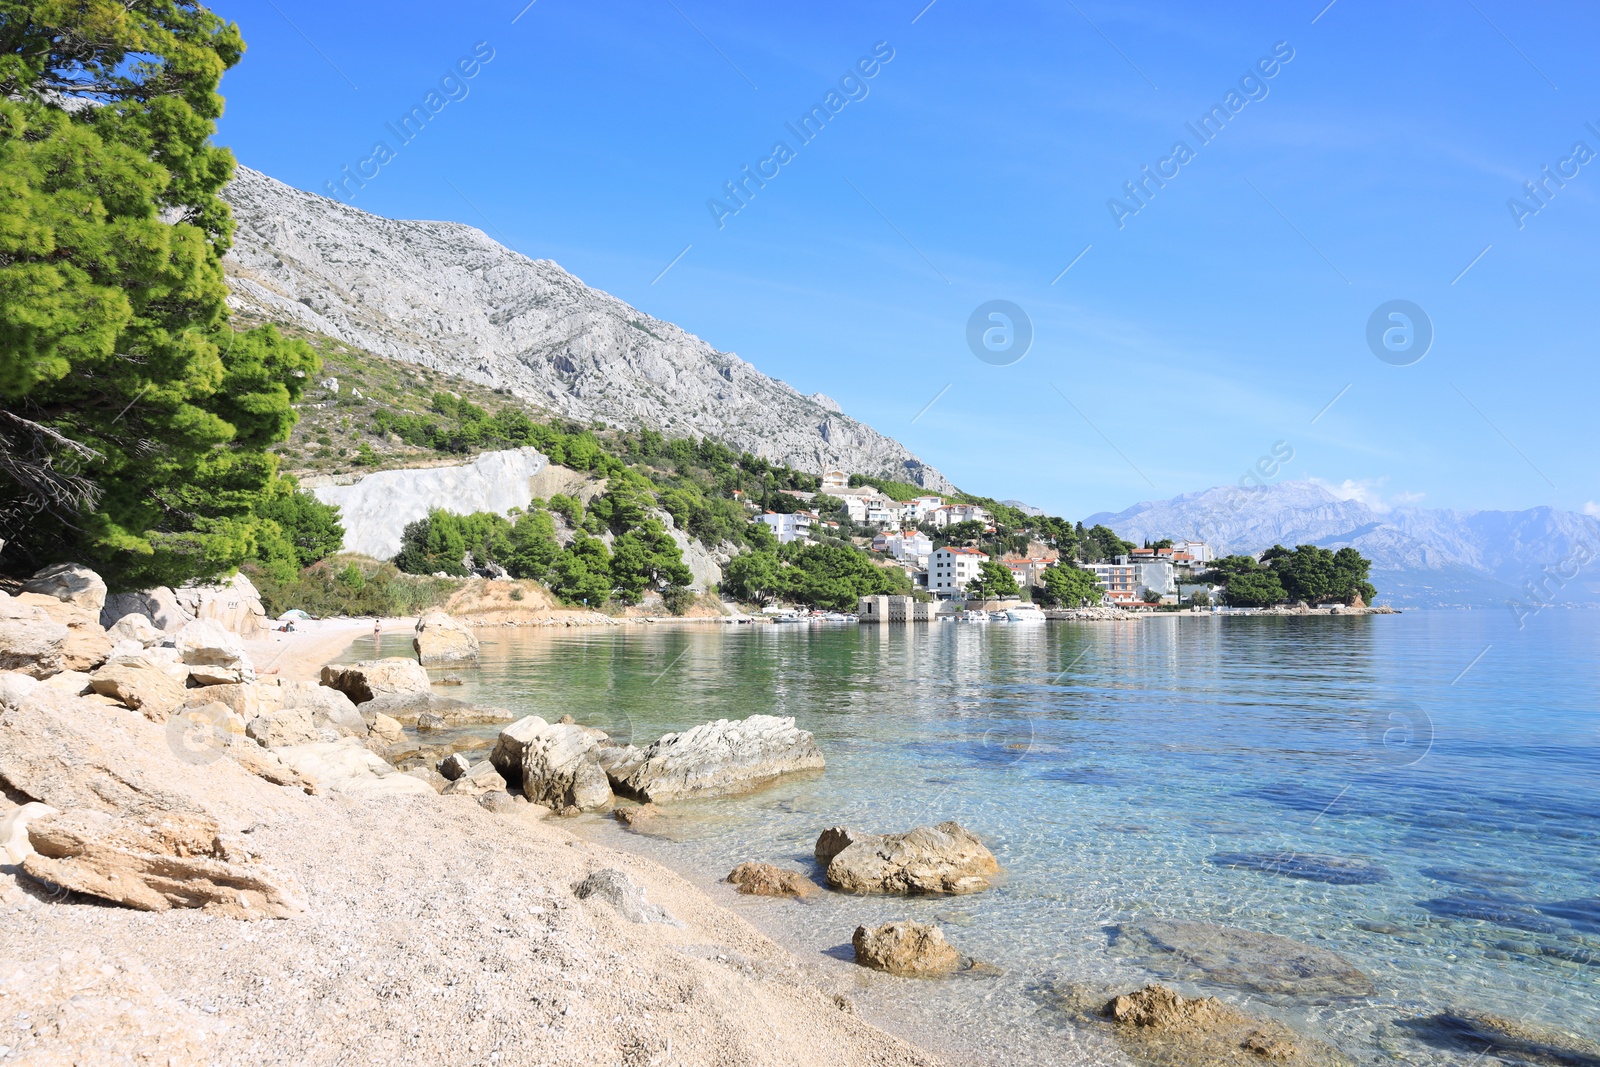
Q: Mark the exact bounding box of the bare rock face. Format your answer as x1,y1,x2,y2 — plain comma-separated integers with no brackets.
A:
820,821,1000,896
100,586,190,632
491,716,612,810
0,671,41,710
89,663,189,723
20,808,305,920
1,801,59,864
320,658,431,704
369,712,405,743
1108,921,1375,1000
174,620,255,685
22,563,107,617
572,867,677,925
278,679,366,736
852,921,964,977
221,166,953,493
0,592,70,677
174,573,270,639
727,862,818,899
245,706,322,748
615,715,824,803
413,612,480,667
1101,984,1354,1067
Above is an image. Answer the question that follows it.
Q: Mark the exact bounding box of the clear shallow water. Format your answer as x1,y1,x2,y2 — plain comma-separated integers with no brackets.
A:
364,612,1600,1065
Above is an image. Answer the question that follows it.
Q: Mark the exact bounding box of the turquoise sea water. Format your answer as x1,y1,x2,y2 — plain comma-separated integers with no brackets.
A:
361,612,1600,1064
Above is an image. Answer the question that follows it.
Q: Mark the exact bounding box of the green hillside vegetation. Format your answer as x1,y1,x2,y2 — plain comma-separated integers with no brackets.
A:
1201,545,1376,607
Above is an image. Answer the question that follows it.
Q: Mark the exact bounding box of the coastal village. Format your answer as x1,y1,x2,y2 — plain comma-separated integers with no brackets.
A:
758,469,1217,616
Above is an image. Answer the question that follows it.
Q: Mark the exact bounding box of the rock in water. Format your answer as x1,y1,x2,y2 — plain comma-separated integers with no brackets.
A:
572,867,677,925
1101,984,1354,1067
491,716,612,810
20,809,304,919
413,613,479,667
727,862,818,898
320,658,431,704
1208,851,1390,885
820,821,1000,895
615,715,824,802
1108,920,1375,1000
1396,1010,1600,1067
22,564,108,616
853,921,964,977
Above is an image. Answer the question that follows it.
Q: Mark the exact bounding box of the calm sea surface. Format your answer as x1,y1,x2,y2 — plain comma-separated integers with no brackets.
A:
359,611,1600,1065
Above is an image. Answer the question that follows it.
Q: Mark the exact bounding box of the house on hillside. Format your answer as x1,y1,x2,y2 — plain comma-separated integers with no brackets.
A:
821,469,849,491
760,511,814,544
930,546,990,596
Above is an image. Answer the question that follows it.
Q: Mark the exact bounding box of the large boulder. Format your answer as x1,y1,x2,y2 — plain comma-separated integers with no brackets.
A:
0,592,70,677
88,662,189,723
174,620,254,685
490,715,612,810
174,572,270,638
818,821,1000,895
413,612,479,667
270,738,435,797
852,920,964,977
100,586,190,632
278,679,366,736
440,760,507,797
320,658,431,704
614,714,825,802
22,563,107,617
244,706,323,748
358,689,514,728
107,613,164,648
20,808,304,919
181,681,276,723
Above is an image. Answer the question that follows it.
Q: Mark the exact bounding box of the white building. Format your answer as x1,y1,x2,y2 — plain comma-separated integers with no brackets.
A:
899,496,945,525
874,530,933,566
1084,556,1177,603
929,546,990,596
1172,539,1215,564
928,504,991,529
821,469,849,491
759,511,814,544
1001,558,1054,590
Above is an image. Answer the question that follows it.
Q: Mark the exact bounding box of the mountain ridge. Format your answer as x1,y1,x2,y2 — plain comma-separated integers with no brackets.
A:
1086,481,1600,608
220,166,953,492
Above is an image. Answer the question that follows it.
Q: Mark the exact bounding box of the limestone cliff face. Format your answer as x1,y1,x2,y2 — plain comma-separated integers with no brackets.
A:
222,167,952,492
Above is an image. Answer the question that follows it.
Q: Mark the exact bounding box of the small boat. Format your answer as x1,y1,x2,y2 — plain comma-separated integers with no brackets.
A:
961,609,988,622
1005,604,1047,623
988,611,1009,622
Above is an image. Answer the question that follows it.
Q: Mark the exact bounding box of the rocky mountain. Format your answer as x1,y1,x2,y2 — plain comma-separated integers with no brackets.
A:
220,167,951,492
1086,481,1600,609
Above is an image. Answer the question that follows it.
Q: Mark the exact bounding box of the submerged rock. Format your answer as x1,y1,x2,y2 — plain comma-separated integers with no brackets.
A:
614,714,824,802
727,862,818,898
1396,1010,1600,1067
1418,866,1535,890
1100,984,1354,1067
21,808,304,919
1539,897,1600,934
1108,920,1375,1000
1418,892,1561,933
853,920,964,977
819,821,1000,896
1208,851,1390,885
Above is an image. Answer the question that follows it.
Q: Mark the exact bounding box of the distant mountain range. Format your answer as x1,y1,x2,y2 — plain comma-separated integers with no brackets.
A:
220,167,952,492
1086,481,1600,609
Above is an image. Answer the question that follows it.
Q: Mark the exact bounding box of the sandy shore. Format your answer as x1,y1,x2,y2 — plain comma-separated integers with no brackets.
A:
243,617,414,682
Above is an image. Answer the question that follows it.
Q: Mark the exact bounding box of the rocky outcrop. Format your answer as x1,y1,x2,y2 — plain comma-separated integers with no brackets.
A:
572,867,677,925
222,166,953,492
1108,921,1375,1000
278,680,366,736
359,689,514,728
22,564,108,616
437,753,471,781
614,715,824,802
174,620,255,685
175,573,270,639
100,586,188,632
727,862,818,899
413,613,479,667
818,822,1000,896
19,808,304,920
107,613,163,648
0,593,69,678
320,658,431,704
852,921,964,977
269,739,435,797
1,801,58,864
245,707,323,748
0,671,41,709
491,716,612,811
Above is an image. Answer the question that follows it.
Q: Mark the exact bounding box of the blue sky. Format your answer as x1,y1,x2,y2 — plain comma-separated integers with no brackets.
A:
213,0,1597,519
